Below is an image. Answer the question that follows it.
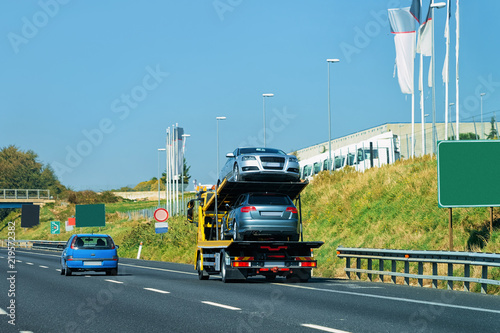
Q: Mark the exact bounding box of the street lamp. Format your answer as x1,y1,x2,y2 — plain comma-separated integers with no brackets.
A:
327,58,340,170
181,134,190,213
262,93,274,147
215,116,226,240
480,93,486,139
430,2,446,154
157,148,166,207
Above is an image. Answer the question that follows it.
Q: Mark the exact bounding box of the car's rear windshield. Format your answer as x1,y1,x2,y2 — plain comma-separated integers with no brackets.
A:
75,236,114,249
239,148,286,155
248,195,291,205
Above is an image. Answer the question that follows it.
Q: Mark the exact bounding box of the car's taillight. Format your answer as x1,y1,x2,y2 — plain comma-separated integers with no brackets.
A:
240,206,256,213
286,207,298,214
67,256,73,261
70,238,77,249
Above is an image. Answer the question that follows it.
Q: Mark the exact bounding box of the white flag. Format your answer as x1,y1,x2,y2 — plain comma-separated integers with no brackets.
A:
388,7,416,95
416,4,432,56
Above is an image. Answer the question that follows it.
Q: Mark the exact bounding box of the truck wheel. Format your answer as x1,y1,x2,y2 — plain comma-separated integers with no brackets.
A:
221,250,230,283
197,256,209,280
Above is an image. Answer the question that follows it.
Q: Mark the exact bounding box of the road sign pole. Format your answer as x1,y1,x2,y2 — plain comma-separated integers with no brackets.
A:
449,208,453,251
491,207,494,234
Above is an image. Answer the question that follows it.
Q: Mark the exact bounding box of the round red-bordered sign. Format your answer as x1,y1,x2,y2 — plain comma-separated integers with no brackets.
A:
154,208,169,222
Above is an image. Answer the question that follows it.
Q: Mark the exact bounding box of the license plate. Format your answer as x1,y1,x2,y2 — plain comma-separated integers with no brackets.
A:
260,211,282,217
265,162,281,167
83,261,102,266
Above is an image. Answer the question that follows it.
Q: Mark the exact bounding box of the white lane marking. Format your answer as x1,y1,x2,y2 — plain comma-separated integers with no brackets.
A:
56,269,61,272
144,287,170,294
275,283,500,315
16,260,22,262
120,263,197,276
0,308,7,315
39,265,49,268
26,262,34,265
15,250,197,276
301,324,351,333
201,301,241,311
105,279,123,284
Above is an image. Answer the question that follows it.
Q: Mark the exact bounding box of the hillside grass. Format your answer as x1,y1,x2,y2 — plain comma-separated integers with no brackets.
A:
1,155,498,293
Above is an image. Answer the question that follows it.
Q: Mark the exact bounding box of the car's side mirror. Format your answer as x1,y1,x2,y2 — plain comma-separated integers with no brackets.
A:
226,153,235,158
225,203,232,210
115,245,119,249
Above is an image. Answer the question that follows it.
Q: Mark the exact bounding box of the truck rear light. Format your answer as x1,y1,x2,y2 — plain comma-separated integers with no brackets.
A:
286,207,298,214
300,262,317,267
268,255,285,259
233,262,251,267
240,206,256,213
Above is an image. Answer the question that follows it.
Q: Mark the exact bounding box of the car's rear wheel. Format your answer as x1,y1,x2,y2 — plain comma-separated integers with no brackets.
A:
64,263,72,276
109,268,118,276
233,164,240,181
232,221,240,241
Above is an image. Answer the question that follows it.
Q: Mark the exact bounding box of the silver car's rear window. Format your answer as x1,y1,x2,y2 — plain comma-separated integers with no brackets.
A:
239,148,286,155
248,195,291,205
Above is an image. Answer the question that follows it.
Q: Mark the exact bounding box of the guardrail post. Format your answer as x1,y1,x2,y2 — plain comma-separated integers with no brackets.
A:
418,262,423,287
367,258,372,282
432,263,438,288
346,257,351,279
447,263,453,290
378,259,384,282
404,261,409,285
391,260,396,284
464,264,470,292
356,258,361,280
481,266,488,294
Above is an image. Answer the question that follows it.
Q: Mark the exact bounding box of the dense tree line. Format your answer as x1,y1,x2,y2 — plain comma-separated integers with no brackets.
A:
0,145,66,195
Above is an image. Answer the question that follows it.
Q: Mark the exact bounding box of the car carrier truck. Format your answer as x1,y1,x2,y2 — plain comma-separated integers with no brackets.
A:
187,179,323,282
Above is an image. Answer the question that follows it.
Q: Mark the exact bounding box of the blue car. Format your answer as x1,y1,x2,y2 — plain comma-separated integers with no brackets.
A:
60,234,119,276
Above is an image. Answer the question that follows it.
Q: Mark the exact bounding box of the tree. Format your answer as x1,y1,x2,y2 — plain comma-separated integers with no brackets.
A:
486,116,499,140
160,158,191,184
0,145,66,195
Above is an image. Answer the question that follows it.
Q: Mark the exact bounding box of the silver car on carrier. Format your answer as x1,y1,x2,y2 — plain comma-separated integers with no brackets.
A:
219,147,300,182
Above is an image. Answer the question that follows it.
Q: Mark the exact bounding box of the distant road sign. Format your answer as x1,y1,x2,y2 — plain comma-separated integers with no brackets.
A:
155,222,169,234
437,140,500,208
154,208,169,222
51,221,60,234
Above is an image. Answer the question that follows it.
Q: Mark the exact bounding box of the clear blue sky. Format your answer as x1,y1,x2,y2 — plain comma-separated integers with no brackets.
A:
1,1,499,191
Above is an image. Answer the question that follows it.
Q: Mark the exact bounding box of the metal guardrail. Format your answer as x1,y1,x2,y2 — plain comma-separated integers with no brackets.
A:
336,247,500,294
0,189,51,200
1,239,66,251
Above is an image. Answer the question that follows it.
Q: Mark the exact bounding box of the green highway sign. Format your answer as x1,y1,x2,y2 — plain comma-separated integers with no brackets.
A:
437,140,500,208
50,221,60,234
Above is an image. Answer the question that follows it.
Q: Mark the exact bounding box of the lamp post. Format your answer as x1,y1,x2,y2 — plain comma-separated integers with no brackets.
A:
430,2,446,154
181,134,190,213
327,59,340,170
480,93,486,139
262,93,274,147
157,148,166,207
215,116,226,240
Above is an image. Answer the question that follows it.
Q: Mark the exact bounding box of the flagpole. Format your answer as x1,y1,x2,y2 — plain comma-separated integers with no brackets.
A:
412,92,415,158
420,53,425,155
431,1,437,155
444,0,450,140
455,0,460,140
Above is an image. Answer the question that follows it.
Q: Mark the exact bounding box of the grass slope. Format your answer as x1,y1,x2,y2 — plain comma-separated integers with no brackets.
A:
1,156,498,293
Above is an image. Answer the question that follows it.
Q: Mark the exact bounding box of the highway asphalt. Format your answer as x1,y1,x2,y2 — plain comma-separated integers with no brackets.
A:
1,248,499,333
